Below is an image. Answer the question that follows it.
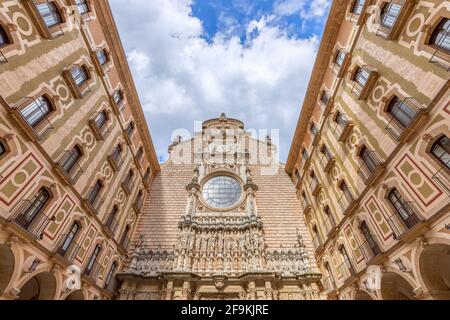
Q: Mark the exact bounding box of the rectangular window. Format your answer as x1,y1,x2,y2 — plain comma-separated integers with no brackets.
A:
351,0,366,15
355,68,370,87
335,51,346,67
20,97,52,128
71,66,89,87
96,50,108,66
76,0,89,15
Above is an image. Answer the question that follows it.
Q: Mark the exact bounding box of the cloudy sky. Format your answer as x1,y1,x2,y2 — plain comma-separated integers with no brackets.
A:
109,0,331,163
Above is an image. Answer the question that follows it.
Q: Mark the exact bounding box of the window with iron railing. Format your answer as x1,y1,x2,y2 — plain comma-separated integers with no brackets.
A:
380,2,402,29
431,135,450,170
387,97,416,128
36,2,62,28
95,111,107,130
57,222,81,261
353,67,370,87
360,146,379,174
312,225,323,249
359,221,381,259
96,49,108,66
84,244,101,277
11,188,51,233
61,145,82,175
320,91,330,106
113,90,123,104
120,225,130,250
0,25,10,47
351,0,365,15
20,96,53,128
126,122,135,137
105,261,117,288
324,206,336,234
71,65,89,87
335,50,346,67
387,188,422,238
334,111,348,128
105,206,119,234
123,170,134,192
88,180,103,206
75,0,90,15
430,18,450,53
134,191,143,210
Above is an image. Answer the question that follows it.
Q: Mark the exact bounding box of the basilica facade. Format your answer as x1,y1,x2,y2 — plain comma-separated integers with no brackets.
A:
117,114,324,300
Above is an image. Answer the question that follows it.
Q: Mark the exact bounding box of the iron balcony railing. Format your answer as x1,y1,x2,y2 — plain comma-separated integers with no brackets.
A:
337,258,356,282
104,215,119,236
358,234,382,262
357,150,384,184
337,191,355,215
385,97,428,142
83,260,101,282
386,202,423,239
322,275,337,293
8,200,54,239
85,188,104,214
431,161,450,197
323,215,337,236
57,150,84,184
55,233,82,263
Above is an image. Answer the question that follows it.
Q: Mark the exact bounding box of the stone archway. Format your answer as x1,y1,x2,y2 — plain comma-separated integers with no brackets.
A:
0,244,15,295
65,289,85,300
381,272,416,300
419,243,450,300
17,272,57,300
355,290,373,300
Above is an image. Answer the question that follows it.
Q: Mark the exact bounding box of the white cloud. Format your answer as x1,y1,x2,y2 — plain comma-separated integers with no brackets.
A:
110,0,321,162
273,0,331,19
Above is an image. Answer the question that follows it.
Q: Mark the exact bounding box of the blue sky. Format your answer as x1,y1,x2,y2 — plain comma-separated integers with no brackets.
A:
110,0,331,163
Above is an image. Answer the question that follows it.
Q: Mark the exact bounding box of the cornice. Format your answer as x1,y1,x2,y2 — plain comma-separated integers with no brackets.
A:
94,0,161,173
285,0,348,173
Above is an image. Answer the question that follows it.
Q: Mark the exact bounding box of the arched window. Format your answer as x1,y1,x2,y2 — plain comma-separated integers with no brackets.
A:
85,244,101,275
36,2,62,28
339,180,353,202
380,2,401,29
16,188,51,229
105,205,118,233
88,180,103,205
353,66,370,87
71,65,89,87
430,18,450,53
0,25,10,47
120,225,130,248
75,0,90,15
339,245,354,275
20,96,53,128
359,146,378,173
61,145,82,174
126,122,135,137
430,135,450,169
96,49,108,66
95,111,108,129
105,261,117,287
359,221,381,257
136,147,143,161
335,50,346,67
59,221,81,256
309,123,318,136
113,90,123,104
0,139,6,157
351,0,365,15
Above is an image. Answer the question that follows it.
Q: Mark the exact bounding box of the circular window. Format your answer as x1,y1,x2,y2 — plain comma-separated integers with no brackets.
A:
202,176,242,209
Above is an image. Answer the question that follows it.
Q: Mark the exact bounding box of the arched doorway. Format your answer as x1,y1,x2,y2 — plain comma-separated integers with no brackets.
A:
17,272,57,300
0,244,15,295
65,289,85,300
419,243,450,300
355,290,373,300
381,272,416,300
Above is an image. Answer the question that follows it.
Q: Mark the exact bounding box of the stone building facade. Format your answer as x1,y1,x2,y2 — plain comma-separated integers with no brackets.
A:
0,0,159,300
117,114,324,300
286,0,449,300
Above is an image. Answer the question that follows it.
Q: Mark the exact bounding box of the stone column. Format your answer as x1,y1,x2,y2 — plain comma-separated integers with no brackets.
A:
182,281,191,300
